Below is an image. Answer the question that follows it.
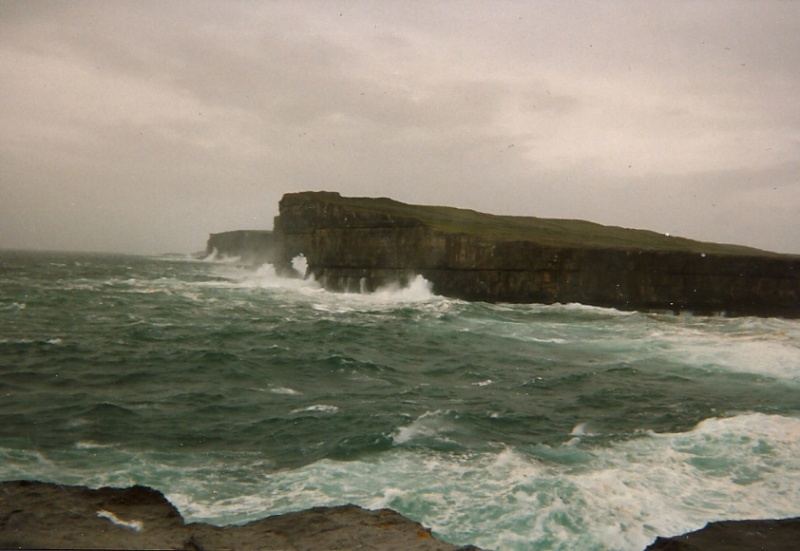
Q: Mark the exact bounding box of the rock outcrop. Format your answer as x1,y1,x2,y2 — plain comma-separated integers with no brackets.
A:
208,191,800,318
644,516,800,551
204,230,277,266
0,480,480,550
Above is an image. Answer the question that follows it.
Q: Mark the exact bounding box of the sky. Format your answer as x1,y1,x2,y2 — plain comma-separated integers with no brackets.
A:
1,1,799,256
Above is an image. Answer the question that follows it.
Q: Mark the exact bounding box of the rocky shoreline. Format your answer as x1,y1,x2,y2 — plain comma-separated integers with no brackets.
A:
2,480,798,550
643,516,800,551
0,480,480,550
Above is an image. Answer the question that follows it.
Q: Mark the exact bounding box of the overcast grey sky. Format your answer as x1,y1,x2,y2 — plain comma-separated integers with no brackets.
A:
2,1,799,255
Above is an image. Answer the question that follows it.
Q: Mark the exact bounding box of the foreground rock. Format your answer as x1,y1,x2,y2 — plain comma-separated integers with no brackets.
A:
3,481,798,550
207,191,800,318
0,480,480,550
644,517,800,551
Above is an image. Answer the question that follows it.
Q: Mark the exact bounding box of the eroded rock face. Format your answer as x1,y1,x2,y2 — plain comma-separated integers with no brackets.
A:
0,480,481,550
271,192,800,317
204,192,800,317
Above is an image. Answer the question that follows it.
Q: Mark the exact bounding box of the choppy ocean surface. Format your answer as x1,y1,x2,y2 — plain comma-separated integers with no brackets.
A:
1,249,798,550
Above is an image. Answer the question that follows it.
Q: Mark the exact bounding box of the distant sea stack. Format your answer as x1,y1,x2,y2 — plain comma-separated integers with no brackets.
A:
204,229,277,266
207,191,800,318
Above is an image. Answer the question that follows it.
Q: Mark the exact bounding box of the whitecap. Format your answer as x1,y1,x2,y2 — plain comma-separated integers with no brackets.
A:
290,404,339,414
570,422,587,436
268,386,301,396
651,317,800,382
392,410,455,445
567,422,600,445
75,441,113,450
96,510,143,532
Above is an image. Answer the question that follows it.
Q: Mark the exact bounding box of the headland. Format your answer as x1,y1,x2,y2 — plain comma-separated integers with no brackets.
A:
205,191,800,318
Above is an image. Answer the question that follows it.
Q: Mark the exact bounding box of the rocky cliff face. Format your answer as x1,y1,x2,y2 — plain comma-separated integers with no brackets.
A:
209,191,800,318
204,230,277,266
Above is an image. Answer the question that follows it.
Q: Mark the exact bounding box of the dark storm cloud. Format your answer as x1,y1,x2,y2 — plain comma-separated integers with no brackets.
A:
1,0,798,254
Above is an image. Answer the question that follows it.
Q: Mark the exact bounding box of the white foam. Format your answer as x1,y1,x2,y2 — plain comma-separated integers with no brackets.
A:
317,275,440,310
372,275,435,302
290,404,339,414
168,413,800,551
203,250,241,264
75,441,113,450
569,422,596,437
268,386,301,396
652,317,800,382
540,301,636,317
96,509,143,531
392,410,455,445
198,262,453,317
291,254,308,277
203,262,321,292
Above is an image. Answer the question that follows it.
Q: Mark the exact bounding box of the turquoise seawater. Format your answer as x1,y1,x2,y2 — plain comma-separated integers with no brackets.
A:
1,249,799,550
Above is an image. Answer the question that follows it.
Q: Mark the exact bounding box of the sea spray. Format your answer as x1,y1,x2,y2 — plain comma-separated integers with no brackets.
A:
1,250,798,550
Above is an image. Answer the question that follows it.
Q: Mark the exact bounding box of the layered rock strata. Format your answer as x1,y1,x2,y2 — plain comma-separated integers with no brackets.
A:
208,191,800,317
0,480,480,550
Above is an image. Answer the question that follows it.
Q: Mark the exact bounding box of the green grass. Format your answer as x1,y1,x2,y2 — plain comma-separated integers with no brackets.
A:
287,191,786,257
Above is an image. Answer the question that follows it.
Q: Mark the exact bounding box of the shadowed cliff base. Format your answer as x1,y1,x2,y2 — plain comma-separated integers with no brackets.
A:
207,191,800,318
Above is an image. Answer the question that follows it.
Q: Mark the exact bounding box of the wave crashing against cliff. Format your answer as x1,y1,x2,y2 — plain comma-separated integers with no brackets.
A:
206,191,800,318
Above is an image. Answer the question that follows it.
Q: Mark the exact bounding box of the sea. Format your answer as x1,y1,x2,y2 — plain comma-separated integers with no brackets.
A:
1,249,798,551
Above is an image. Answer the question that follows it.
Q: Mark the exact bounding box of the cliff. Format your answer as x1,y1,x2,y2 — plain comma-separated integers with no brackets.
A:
209,191,800,317
204,230,277,266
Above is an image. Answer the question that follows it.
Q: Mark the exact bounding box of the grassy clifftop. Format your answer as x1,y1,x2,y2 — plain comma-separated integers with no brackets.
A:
286,191,782,257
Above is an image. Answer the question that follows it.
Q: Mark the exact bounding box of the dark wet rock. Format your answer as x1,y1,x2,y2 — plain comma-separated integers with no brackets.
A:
0,480,481,550
644,517,800,551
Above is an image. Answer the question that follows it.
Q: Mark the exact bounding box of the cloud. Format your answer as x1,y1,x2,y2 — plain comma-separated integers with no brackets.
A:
1,1,799,254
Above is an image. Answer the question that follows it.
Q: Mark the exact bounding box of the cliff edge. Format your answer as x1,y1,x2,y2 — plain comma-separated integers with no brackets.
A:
209,191,800,317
